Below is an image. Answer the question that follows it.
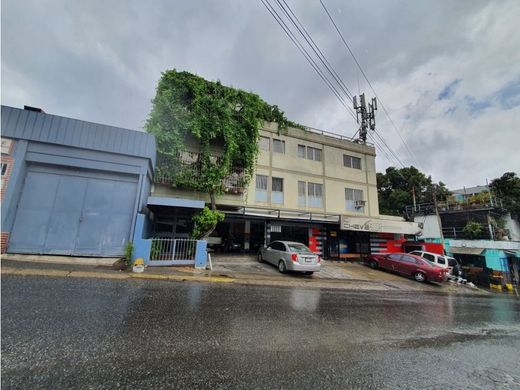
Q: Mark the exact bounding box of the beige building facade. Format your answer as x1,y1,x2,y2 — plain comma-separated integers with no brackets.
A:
152,122,420,257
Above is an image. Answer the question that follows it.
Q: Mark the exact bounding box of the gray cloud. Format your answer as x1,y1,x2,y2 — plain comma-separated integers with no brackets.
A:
2,0,519,188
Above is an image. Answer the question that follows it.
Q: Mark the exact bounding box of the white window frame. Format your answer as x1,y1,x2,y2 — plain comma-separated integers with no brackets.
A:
308,182,323,208
272,177,284,204
273,139,285,154
259,136,270,151
255,174,268,202
345,188,364,212
298,144,322,161
298,181,306,207
343,154,362,169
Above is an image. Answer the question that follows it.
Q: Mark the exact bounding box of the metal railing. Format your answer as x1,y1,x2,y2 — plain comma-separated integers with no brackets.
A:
149,238,197,266
405,198,505,216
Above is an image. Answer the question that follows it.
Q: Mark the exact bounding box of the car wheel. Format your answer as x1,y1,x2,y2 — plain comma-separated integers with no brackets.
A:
257,253,263,263
304,271,314,275
414,271,426,283
278,260,287,273
368,260,379,269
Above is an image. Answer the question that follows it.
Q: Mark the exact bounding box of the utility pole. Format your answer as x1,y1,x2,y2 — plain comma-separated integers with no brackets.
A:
353,93,377,144
433,189,446,252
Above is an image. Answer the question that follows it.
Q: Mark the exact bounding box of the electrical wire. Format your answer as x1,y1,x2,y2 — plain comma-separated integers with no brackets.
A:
259,0,358,124
319,0,420,167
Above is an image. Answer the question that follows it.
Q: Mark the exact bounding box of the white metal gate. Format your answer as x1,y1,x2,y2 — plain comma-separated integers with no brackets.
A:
148,238,197,266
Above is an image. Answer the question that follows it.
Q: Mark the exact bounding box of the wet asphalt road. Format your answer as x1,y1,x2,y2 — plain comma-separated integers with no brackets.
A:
2,275,520,389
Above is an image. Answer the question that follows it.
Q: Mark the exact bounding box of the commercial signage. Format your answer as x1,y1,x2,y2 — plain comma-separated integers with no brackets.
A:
340,215,421,235
341,216,382,232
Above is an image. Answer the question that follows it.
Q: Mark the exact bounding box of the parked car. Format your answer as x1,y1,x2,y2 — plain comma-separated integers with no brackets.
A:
409,250,450,272
258,241,321,275
446,256,462,277
366,252,448,283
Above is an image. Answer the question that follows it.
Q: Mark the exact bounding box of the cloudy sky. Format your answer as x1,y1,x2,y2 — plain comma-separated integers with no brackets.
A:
2,0,519,188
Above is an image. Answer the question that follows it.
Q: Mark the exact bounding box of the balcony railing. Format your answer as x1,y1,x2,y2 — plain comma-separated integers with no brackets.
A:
154,153,247,193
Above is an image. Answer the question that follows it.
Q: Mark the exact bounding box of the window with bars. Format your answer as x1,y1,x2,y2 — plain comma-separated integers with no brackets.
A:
298,144,322,161
298,181,306,207
255,174,268,202
343,154,362,169
273,139,285,154
345,188,364,212
259,136,270,151
308,182,323,208
272,177,284,204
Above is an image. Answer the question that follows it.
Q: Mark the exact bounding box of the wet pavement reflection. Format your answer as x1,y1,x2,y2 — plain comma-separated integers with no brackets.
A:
2,275,519,389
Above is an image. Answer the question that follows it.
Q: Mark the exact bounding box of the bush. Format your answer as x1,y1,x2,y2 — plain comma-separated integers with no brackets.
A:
463,221,483,239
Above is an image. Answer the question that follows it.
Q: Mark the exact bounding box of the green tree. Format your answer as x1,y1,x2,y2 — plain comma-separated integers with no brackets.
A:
376,166,451,216
146,70,296,238
490,172,520,219
463,221,483,239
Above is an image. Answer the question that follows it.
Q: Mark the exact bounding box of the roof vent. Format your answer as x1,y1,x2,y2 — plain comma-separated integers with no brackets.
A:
24,105,45,113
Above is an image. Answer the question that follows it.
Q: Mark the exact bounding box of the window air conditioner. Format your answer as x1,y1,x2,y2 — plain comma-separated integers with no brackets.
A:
354,200,366,208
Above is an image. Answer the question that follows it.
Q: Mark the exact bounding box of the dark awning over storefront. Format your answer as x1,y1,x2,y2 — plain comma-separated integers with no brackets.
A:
449,247,484,255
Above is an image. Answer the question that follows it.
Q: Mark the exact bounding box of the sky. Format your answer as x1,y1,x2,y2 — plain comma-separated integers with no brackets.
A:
2,0,519,188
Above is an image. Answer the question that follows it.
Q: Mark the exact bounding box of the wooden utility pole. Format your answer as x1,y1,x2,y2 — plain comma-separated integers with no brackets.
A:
433,189,446,251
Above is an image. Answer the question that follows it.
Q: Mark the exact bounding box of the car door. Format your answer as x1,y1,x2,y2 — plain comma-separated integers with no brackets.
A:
264,243,276,265
383,254,402,271
398,255,419,276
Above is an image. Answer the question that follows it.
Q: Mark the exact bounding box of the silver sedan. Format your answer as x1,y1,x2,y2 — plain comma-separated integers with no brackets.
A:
258,241,321,275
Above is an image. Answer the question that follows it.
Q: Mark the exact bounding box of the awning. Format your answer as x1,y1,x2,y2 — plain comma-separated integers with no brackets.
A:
504,249,519,256
449,247,484,255
147,196,204,209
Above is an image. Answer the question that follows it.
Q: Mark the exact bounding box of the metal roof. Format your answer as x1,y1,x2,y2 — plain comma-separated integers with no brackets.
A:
1,105,156,165
451,186,489,195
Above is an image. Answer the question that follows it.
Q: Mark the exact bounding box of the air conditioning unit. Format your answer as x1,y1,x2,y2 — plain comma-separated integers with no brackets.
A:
354,200,366,208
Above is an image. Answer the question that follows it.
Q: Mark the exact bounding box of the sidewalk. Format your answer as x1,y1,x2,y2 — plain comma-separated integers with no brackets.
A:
1,254,487,295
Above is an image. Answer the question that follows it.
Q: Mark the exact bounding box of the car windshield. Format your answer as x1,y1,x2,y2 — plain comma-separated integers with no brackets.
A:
287,244,313,254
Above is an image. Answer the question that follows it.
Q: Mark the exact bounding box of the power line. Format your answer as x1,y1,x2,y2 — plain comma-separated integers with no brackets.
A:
319,0,419,167
259,0,358,123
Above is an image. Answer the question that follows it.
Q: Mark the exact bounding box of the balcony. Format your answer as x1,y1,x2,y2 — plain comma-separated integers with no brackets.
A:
154,153,248,194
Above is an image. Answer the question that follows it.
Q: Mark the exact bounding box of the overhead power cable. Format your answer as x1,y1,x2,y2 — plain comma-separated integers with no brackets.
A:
259,0,358,124
319,0,420,167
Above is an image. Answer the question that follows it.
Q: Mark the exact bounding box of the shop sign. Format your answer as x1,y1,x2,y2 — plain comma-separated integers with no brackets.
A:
340,216,382,232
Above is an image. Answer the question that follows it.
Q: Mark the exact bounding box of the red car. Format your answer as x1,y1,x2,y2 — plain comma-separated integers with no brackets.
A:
366,252,448,283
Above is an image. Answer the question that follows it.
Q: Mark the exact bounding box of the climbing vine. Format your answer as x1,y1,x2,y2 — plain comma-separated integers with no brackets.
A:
146,70,299,238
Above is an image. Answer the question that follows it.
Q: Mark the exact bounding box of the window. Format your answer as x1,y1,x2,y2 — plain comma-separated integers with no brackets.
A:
298,144,306,158
298,181,306,207
345,188,364,212
401,255,417,263
298,144,322,161
423,253,435,262
272,177,284,204
1,163,8,176
259,136,270,151
273,139,285,154
388,254,402,261
343,154,362,169
255,174,268,202
307,147,322,161
437,256,446,265
270,242,286,251
307,182,323,208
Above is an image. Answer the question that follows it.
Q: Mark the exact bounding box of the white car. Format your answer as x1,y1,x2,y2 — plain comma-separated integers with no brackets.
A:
409,250,451,273
258,241,321,275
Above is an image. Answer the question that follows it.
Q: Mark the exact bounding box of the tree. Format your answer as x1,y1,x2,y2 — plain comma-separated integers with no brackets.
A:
376,166,451,216
489,172,520,219
463,221,483,239
146,70,296,238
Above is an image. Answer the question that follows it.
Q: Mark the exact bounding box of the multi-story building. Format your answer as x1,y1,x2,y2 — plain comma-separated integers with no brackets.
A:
151,122,420,258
